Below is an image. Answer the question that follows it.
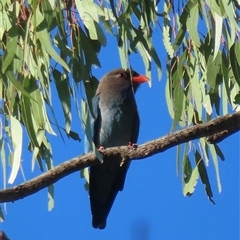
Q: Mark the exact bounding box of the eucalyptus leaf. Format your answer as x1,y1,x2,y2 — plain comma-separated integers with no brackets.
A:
8,115,22,184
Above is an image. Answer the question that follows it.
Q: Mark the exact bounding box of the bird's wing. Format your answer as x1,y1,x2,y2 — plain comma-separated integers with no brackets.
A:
84,95,100,153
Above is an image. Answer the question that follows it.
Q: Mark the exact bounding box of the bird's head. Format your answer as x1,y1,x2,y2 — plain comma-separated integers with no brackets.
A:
103,68,149,92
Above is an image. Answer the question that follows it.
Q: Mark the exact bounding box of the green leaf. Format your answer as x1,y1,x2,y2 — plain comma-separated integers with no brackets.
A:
207,53,221,89
173,25,186,51
75,0,106,46
0,9,11,40
186,3,200,47
195,150,215,204
35,7,70,72
199,0,210,34
86,18,106,44
200,79,212,115
55,1,66,39
165,71,174,119
189,57,202,118
163,23,174,58
21,77,40,148
199,138,209,166
183,166,199,196
220,0,240,31
78,26,101,68
5,71,31,99
42,137,54,170
2,26,18,73
234,41,240,67
206,0,222,16
53,69,72,134
8,115,22,184
41,0,55,31
118,22,128,70
0,205,5,222
13,44,24,73
81,167,90,191
0,139,7,190
136,43,151,82
177,50,187,80
208,143,222,193
75,0,99,23
93,21,107,46
31,147,40,171
214,144,225,161
48,184,54,211
187,104,194,126
221,51,230,111
230,43,240,87
28,82,44,127
129,25,161,80
172,79,184,130
213,12,222,60
66,130,81,142
182,155,192,184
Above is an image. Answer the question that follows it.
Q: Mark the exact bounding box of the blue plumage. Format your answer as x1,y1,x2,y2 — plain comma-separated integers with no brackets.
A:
87,68,149,229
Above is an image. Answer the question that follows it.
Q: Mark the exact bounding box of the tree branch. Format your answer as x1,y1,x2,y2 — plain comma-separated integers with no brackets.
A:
0,111,240,203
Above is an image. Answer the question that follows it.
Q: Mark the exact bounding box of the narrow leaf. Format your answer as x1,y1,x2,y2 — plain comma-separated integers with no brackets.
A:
186,3,200,47
35,8,70,72
2,26,18,73
213,12,222,60
8,116,22,184
53,69,72,134
0,206,5,222
195,150,215,204
208,143,222,193
183,166,199,196
48,184,54,211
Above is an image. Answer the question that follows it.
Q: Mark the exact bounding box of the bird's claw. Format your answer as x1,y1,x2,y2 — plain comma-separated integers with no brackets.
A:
128,142,138,150
98,146,105,153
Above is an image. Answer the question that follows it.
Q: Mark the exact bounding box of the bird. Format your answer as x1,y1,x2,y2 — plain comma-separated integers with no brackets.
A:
87,68,149,229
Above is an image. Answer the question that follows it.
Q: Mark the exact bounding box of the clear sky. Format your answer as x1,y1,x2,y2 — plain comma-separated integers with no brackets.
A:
1,19,239,240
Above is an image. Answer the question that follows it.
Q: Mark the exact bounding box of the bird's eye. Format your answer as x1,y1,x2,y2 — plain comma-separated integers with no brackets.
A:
117,72,126,78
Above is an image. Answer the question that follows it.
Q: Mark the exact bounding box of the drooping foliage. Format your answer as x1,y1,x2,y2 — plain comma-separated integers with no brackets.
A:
0,0,239,211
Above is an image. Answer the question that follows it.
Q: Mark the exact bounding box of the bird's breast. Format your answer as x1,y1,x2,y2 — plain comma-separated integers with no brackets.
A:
98,100,137,148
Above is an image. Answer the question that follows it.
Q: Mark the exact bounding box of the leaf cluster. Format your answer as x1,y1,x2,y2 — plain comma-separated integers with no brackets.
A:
0,0,239,210
163,0,240,199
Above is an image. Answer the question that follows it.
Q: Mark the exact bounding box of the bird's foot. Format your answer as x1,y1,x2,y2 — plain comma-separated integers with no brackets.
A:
128,142,138,150
98,146,105,153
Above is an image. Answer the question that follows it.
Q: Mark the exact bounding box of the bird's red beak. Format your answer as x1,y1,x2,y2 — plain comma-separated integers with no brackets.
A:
132,74,149,84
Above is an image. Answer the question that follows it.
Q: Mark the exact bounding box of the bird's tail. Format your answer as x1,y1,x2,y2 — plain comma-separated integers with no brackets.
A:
89,161,129,229
92,214,107,229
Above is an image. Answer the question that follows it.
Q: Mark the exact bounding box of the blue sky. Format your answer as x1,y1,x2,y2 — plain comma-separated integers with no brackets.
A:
1,20,240,240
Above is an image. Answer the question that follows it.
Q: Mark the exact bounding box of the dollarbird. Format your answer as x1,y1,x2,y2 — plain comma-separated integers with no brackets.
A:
87,68,149,229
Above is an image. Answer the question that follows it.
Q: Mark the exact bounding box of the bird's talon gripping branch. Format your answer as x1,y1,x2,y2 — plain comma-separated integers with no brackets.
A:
128,142,138,150
98,146,105,152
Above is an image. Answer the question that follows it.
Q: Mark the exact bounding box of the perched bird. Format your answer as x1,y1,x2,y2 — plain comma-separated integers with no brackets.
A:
87,68,149,229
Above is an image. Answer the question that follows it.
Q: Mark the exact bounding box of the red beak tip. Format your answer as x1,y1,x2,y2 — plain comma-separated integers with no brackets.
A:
132,75,150,84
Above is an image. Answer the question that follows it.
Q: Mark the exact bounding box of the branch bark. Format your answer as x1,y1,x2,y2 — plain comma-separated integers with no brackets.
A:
0,111,240,203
